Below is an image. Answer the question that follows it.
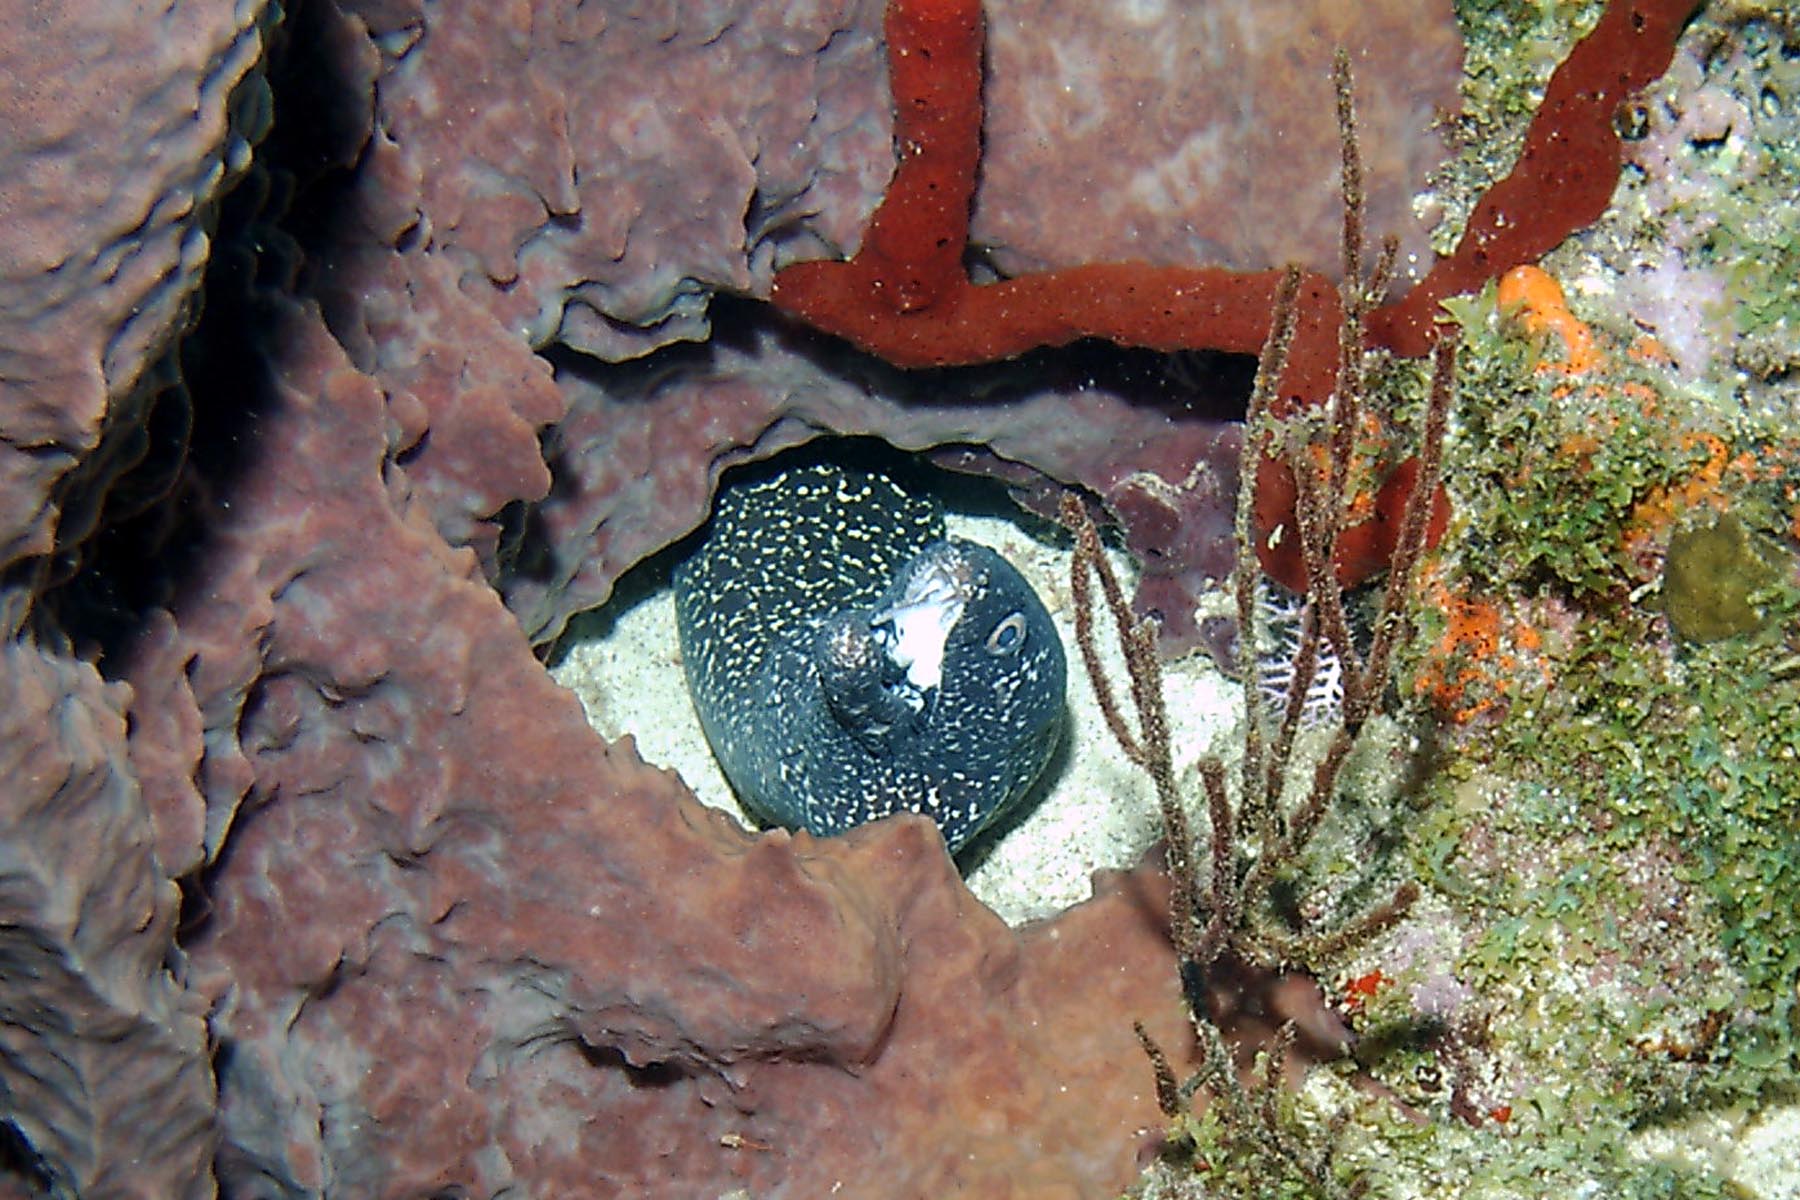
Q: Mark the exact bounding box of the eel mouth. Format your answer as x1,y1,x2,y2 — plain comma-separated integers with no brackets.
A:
871,547,973,702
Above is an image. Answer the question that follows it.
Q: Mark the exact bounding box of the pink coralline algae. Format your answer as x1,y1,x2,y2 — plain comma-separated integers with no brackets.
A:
0,0,1697,1195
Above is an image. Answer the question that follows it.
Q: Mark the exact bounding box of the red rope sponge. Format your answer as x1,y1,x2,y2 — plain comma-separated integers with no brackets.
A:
1368,0,1706,355
771,0,1702,591
858,0,983,314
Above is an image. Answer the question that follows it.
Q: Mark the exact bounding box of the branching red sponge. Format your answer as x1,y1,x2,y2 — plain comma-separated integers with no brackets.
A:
857,0,983,314
1368,0,1706,354
772,0,1702,591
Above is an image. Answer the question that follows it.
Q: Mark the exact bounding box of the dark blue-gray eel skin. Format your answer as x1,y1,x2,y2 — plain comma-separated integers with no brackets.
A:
673,461,1067,854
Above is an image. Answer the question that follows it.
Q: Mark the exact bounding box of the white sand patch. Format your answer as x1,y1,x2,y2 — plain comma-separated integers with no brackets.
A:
550,492,1241,926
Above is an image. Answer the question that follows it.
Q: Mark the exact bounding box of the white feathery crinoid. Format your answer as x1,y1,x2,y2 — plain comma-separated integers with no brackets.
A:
1253,584,1344,724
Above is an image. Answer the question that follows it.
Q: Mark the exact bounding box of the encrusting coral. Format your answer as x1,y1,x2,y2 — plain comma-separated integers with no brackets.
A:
1660,510,1780,642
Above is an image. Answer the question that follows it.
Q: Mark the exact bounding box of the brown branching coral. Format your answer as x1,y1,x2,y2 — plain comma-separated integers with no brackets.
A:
1064,50,1457,1196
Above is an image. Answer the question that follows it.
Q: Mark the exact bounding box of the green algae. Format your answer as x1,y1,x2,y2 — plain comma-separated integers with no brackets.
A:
1439,277,1716,599
1132,313,1799,1199
1128,6,1800,1195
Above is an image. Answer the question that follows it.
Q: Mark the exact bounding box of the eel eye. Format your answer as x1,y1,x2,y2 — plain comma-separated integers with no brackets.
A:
985,613,1027,656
